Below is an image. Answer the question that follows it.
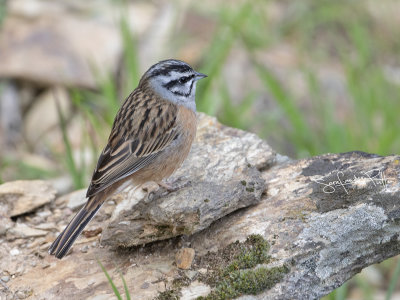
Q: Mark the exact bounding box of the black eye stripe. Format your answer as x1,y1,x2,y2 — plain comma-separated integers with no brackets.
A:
171,79,195,97
162,75,195,89
163,80,178,89
179,75,195,83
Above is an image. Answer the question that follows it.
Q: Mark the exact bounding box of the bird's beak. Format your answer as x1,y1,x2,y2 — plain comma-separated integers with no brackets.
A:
195,72,207,80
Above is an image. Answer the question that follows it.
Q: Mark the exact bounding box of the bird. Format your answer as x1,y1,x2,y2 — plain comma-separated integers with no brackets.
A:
49,59,207,259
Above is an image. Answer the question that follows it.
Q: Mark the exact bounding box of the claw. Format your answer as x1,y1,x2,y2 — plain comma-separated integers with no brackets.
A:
141,178,191,201
159,179,191,192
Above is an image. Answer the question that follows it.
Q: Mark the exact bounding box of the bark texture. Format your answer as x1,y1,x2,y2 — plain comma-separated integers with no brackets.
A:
1,114,400,300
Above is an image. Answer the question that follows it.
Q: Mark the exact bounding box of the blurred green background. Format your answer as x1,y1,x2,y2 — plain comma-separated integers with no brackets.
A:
0,0,399,298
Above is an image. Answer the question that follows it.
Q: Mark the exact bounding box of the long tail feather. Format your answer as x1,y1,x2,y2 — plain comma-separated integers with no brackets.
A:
49,199,102,259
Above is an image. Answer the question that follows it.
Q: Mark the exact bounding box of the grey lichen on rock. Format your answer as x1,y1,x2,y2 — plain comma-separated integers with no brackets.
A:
101,113,273,247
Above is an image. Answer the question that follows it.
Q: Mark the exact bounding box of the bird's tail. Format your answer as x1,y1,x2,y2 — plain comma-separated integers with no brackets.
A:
48,197,102,259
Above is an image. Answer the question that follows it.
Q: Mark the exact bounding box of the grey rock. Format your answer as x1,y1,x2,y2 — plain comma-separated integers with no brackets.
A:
101,114,271,247
175,248,195,270
181,281,211,300
16,291,27,299
56,188,87,211
49,176,74,197
87,295,114,300
0,9,120,88
200,151,400,300
8,224,48,240
23,87,70,146
140,282,150,289
34,223,56,231
0,217,14,236
0,80,22,150
0,180,56,217
10,248,20,256
80,245,89,253
185,270,198,280
36,211,51,218
3,118,400,300
0,0,156,88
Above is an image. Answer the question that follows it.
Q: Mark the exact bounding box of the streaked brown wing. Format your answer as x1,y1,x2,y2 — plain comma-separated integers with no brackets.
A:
86,91,179,198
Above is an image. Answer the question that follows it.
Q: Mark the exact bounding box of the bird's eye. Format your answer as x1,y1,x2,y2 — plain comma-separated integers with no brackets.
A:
179,78,185,84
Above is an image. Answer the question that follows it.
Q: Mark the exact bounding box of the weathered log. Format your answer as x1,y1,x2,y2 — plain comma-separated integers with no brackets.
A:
1,114,399,300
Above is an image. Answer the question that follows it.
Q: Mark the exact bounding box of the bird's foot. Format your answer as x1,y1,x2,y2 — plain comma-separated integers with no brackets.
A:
141,181,161,200
160,177,191,193
142,178,191,200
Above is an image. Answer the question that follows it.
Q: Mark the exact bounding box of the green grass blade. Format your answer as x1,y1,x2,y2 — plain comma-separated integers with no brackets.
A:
97,260,123,300
197,1,252,114
99,73,120,125
217,81,256,130
0,0,7,27
254,61,315,156
386,259,400,300
335,282,347,300
55,91,84,189
0,156,57,182
323,282,348,300
120,272,131,300
120,16,140,91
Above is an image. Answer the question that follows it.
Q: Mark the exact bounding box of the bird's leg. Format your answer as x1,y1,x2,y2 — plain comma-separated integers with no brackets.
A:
142,178,191,201
141,181,161,194
160,176,191,192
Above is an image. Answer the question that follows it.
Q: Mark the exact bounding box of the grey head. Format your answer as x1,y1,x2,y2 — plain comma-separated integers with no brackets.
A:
141,59,207,112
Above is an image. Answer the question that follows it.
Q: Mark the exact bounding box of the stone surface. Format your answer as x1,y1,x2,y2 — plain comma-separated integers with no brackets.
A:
2,119,400,299
175,248,196,270
56,188,87,211
181,281,211,300
7,224,48,240
100,114,271,247
227,152,400,299
0,0,155,88
0,80,22,150
0,180,56,217
23,87,70,145
0,217,14,236
0,9,117,88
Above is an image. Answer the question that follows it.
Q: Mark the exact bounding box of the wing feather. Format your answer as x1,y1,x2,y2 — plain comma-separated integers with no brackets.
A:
86,90,179,198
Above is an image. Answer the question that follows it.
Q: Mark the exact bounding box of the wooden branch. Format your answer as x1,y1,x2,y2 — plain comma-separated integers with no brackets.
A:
2,114,400,299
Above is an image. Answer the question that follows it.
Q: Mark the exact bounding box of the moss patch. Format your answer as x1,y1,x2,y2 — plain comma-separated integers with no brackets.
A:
155,276,191,300
155,224,172,236
196,234,289,299
156,289,180,300
154,235,288,300
198,266,288,300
